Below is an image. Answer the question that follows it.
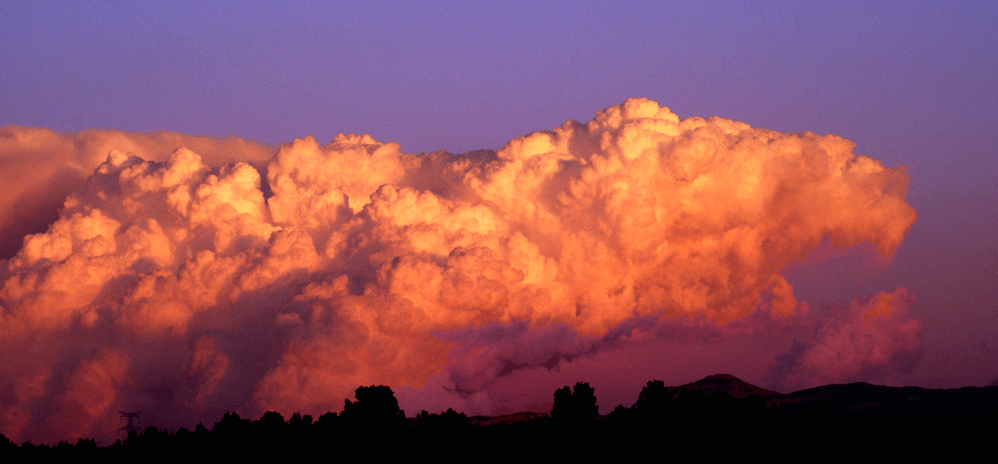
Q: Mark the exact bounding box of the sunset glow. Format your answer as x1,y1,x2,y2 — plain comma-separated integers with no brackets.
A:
1,2,995,445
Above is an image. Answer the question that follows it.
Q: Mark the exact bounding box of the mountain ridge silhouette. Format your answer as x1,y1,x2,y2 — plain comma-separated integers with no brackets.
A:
657,374,998,420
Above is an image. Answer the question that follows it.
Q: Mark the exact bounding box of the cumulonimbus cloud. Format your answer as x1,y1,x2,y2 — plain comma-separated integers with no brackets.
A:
0,98,917,442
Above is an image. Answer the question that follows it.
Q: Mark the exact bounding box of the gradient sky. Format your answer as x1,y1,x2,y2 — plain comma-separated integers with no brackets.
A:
1,0,996,440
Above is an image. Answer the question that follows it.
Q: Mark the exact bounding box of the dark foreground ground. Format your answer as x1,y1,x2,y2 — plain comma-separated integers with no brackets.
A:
4,375,996,460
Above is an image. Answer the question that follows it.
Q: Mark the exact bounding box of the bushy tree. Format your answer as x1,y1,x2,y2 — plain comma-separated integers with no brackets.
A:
551,382,599,425
342,385,407,431
636,380,675,425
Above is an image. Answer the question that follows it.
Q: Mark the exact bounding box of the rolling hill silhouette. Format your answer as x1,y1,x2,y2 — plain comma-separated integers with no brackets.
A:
670,373,781,400
663,374,998,420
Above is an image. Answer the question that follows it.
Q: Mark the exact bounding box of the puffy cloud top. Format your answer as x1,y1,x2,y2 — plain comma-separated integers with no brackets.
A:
0,99,916,442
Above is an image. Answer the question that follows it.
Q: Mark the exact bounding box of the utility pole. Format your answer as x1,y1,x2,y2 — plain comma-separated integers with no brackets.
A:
119,411,141,441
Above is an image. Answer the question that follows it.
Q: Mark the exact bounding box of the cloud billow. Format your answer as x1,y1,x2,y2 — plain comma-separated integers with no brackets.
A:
0,98,918,442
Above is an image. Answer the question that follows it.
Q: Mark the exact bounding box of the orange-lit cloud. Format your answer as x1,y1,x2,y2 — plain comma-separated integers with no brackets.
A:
0,126,273,258
0,99,918,442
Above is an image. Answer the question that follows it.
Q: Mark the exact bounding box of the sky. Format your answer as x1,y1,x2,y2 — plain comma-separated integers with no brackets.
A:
1,1,996,443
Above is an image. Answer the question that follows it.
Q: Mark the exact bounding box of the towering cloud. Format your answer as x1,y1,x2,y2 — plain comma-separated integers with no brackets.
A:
0,126,273,258
0,99,918,443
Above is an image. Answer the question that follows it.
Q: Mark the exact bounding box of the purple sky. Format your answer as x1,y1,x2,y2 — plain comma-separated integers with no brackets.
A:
2,0,996,422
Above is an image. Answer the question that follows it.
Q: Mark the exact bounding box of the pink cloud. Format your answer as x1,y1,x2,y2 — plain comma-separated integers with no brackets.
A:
0,99,917,442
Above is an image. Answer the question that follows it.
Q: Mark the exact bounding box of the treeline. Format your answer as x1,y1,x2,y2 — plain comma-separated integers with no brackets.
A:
2,381,996,459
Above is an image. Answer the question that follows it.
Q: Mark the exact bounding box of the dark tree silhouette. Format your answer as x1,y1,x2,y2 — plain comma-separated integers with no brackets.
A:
551,381,599,425
573,382,598,420
0,434,14,454
252,410,289,449
256,411,288,432
289,412,313,429
416,408,471,431
313,411,340,434
213,411,250,436
610,404,635,422
636,380,675,425
552,386,573,422
341,385,407,431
